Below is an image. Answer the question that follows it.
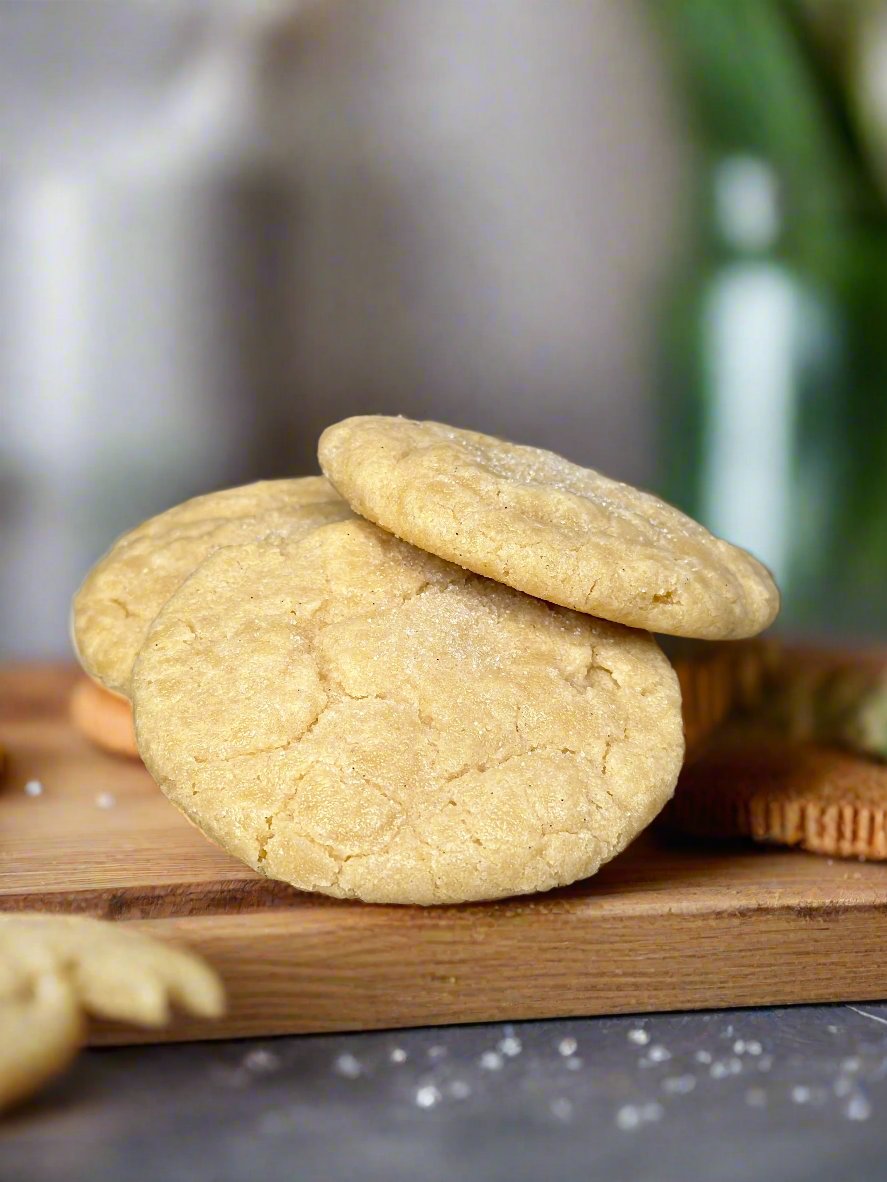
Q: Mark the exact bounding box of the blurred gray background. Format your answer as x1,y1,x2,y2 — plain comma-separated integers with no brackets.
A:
0,0,685,658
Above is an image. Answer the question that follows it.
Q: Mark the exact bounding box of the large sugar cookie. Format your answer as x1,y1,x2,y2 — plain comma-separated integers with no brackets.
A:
319,417,779,640
133,520,684,905
72,478,351,697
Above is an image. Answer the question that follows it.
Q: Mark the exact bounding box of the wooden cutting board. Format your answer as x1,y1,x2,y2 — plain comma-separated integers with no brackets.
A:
2,663,886,1046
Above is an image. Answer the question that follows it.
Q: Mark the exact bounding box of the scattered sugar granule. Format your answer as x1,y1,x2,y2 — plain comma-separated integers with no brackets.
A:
498,1035,522,1057
334,1053,363,1079
95,791,116,809
647,1045,671,1063
480,1051,504,1071
24,780,43,797
628,1028,650,1046
550,1097,574,1122
243,1048,280,1073
615,1105,642,1131
390,1048,407,1064
415,1085,441,1110
845,1092,872,1121
558,1037,578,1057
662,1074,696,1095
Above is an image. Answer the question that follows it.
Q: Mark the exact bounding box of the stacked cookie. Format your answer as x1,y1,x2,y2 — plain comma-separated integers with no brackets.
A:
72,417,778,905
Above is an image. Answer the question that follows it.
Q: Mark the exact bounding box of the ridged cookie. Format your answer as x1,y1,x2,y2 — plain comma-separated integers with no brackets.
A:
665,734,887,859
72,477,351,697
319,417,779,640
133,520,684,905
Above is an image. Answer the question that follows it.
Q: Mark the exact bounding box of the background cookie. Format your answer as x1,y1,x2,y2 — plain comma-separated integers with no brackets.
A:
664,733,887,859
70,678,139,759
133,520,684,905
0,913,224,1111
72,477,352,697
319,416,779,640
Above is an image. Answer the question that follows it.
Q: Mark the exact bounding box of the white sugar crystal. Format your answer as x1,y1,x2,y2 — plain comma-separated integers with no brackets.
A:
791,1085,812,1104
733,1039,747,1054
647,1045,671,1063
95,791,116,809
662,1074,696,1095
390,1048,407,1064
746,1040,763,1056
24,780,43,797
845,1092,872,1121
695,1050,713,1065
334,1053,363,1079
558,1037,578,1057
628,1028,650,1046
615,1104,642,1131
415,1085,441,1109
498,1036,522,1057
480,1050,504,1071
550,1097,574,1122
243,1048,280,1073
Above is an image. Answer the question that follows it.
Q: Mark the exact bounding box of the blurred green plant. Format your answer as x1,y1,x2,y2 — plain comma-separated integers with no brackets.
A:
654,0,887,638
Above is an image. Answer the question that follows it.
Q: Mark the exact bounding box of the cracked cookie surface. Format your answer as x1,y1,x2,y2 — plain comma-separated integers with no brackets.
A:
132,520,684,905
319,416,779,640
73,477,352,697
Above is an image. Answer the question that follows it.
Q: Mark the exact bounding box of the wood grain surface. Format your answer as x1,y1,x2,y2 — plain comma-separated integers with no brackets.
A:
2,663,886,1045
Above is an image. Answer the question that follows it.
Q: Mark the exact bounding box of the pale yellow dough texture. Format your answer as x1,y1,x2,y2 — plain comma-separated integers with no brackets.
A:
0,914,224,1111
133,520,684,905
72,477,351,697
319,416,780,640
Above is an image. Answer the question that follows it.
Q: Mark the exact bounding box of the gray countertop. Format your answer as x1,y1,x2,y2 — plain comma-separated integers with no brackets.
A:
4,1003,887,1181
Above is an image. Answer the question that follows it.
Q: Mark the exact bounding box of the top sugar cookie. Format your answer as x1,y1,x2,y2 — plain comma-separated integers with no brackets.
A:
319,417,779,640
72,477,351,697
